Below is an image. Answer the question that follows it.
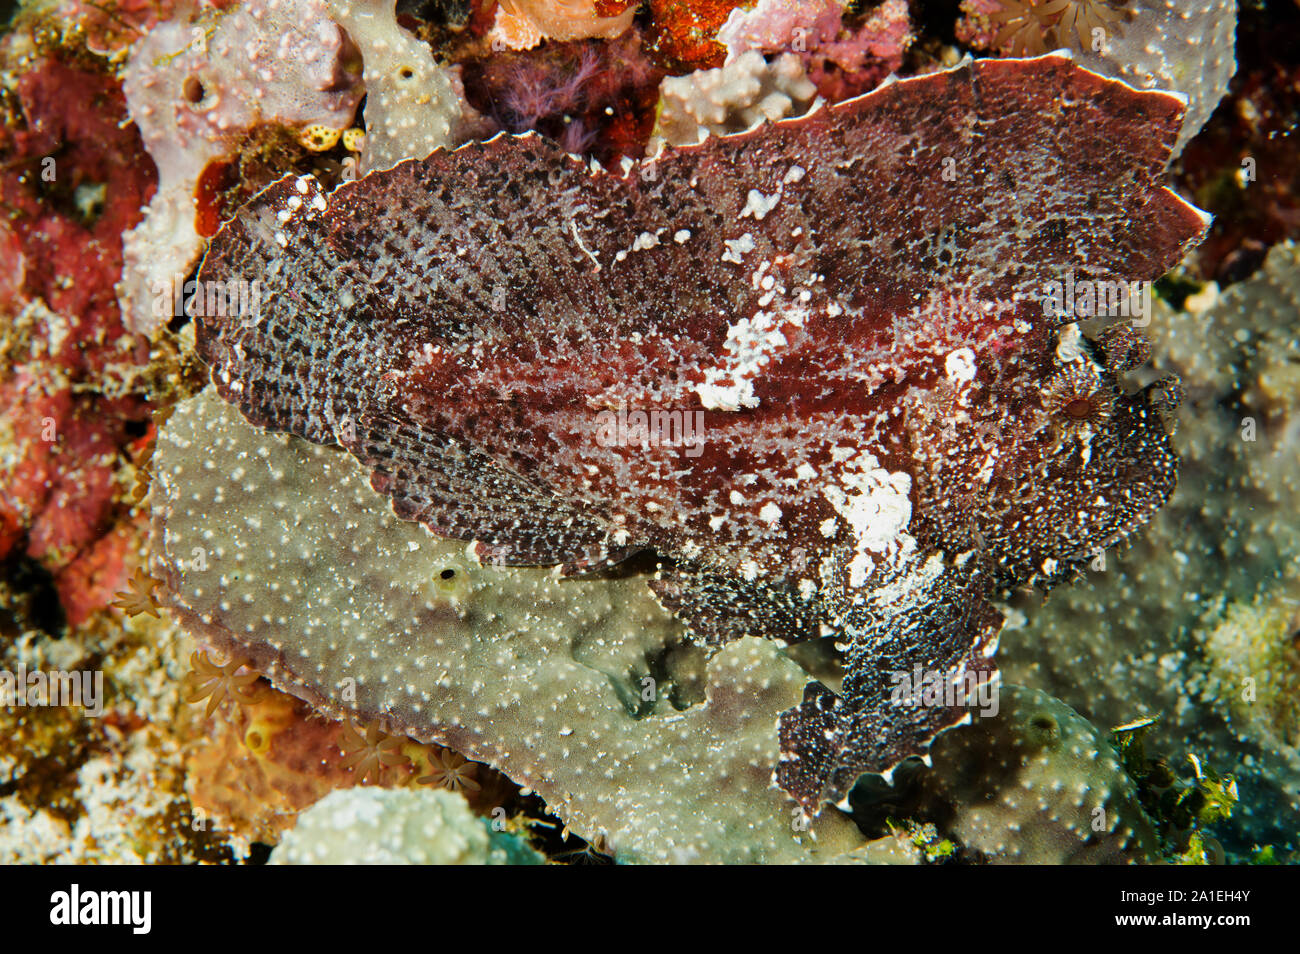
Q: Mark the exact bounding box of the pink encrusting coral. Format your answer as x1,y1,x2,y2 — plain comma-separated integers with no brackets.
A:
0,54,156,620
193,55,1206,815
808,0,913,101
715,0,913,102
0,366,150,623
715,0,845,60
61,0,185,57
0,57,155,374
0,218,28,314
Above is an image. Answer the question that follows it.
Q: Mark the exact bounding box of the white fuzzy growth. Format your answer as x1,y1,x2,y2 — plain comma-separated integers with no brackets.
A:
694,310,791,411
740,188,781,220
945,347,977,384
721,233,756,264
269,787,538,864
696,379,756,412
632,230,661,251
822,454,913,589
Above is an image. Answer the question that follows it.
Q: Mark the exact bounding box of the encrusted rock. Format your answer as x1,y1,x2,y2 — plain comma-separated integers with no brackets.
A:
117,0,364,335
715,0,913,92
1199,577,1300,785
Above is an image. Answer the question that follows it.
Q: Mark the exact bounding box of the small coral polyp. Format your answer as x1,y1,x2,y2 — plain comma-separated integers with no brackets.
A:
188,54,1207,819
1041,358,1116,446
989,0,1126,56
